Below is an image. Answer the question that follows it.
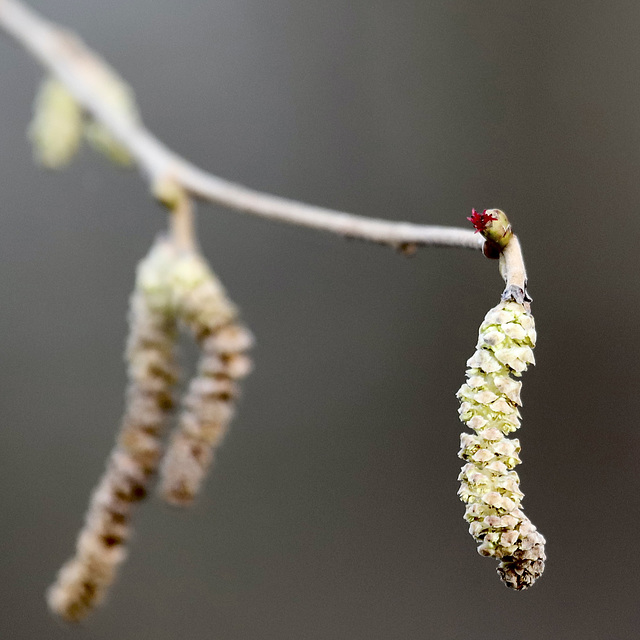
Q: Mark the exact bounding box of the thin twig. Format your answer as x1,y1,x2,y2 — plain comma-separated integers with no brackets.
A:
0,0,485,252
0,0,529,296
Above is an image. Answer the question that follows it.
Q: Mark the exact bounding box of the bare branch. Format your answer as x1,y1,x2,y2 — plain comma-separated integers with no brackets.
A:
0,0,488,253
0,1,534,292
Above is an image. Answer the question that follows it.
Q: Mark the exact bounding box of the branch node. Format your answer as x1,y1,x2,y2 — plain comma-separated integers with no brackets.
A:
152,175,184,210
397,242,418,256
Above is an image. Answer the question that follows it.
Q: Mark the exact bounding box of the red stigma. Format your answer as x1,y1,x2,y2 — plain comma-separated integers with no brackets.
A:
467,209,496,233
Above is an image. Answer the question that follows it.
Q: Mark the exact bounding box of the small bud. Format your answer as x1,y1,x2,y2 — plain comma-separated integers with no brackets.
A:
482,240,502,260
152,177,186,210
468,208,514,253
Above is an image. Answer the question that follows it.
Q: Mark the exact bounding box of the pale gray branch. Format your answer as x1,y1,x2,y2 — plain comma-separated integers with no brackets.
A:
0,0,490,253
0,0,531,295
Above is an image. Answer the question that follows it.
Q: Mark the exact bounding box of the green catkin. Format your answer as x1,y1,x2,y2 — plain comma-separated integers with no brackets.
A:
47,241,178,621
457,300,546,589
29,77,83,168
158,249,253,506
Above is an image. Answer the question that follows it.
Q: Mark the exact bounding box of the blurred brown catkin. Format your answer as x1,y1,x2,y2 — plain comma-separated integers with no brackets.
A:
47,241,178,621
159,249,253,506
47,239,254,620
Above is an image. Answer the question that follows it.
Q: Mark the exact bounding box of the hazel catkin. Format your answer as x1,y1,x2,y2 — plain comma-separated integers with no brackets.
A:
47,241,178,621
158,249,253,506
456,300,545,590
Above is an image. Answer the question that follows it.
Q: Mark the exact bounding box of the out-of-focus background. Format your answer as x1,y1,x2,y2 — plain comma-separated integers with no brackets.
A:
1,1,639,638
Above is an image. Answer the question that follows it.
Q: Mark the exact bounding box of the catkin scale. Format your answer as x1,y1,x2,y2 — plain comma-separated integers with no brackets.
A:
159,250,253,505
47,242,178,621
457,300,546,590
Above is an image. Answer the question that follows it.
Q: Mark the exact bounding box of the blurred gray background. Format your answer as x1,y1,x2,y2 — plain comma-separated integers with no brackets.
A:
1,1,639,638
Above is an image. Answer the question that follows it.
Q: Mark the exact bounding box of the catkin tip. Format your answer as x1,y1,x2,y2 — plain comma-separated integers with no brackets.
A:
497,526,546,589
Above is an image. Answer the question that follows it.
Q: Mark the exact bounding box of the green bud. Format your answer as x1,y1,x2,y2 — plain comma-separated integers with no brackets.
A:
482,209,513,249
468,208,513,252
